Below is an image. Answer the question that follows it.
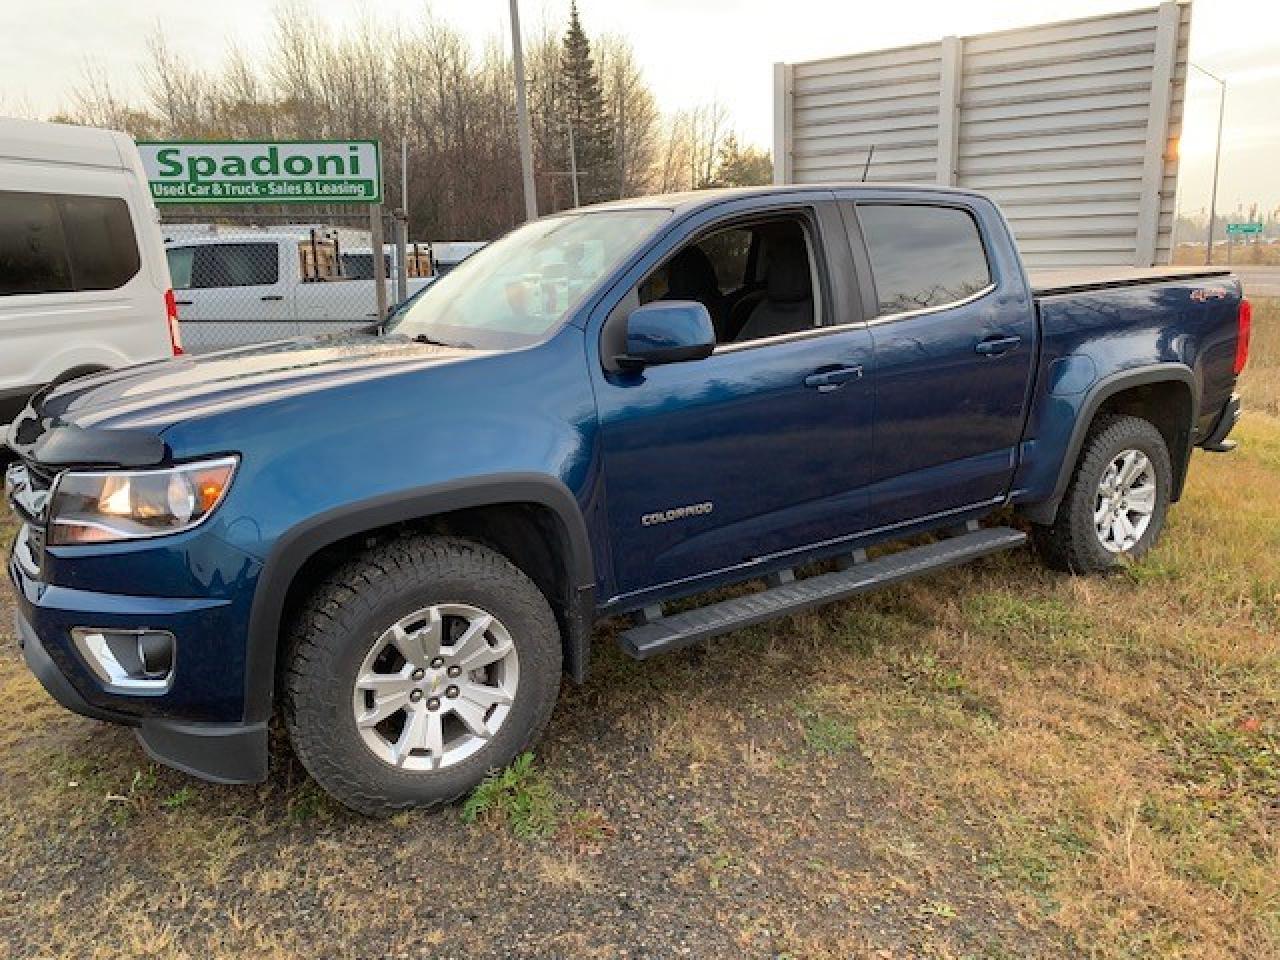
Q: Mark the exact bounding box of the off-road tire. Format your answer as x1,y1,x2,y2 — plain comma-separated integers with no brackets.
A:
1031,414,1173,574
284,534,562,817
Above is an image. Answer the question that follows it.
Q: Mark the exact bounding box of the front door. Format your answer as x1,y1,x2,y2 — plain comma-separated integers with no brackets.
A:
592,207,875,602
848,199,1035,528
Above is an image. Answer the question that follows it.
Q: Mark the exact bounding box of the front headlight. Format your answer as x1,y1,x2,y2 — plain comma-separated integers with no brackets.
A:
48,456,238,545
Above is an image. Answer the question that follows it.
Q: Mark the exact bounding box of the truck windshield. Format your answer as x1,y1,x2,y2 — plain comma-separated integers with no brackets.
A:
387,209,669,349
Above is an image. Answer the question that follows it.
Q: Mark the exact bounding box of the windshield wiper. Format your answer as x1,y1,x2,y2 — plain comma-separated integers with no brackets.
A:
413,334,474,349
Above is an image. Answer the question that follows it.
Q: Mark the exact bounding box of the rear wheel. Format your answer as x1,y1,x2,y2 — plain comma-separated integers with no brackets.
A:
284,535,562,816
1031,414,1172,573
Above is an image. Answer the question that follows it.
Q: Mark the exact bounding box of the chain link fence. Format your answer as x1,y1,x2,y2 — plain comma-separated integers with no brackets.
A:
160,210,435,353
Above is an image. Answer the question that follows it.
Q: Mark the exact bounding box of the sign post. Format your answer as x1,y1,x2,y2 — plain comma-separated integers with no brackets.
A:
1224,223,1264,267
137,140,382,205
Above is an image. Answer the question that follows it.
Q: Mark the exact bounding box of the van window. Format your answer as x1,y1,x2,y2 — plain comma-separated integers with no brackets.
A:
340,252,391,280
168,243,279,289
0,191,139,296
858,204,991,315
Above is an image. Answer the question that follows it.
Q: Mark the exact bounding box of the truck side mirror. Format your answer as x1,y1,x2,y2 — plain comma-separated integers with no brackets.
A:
616,301,716,371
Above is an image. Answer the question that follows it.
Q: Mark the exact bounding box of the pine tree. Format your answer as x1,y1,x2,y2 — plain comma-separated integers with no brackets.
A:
560,2,616,205
706,135,773,188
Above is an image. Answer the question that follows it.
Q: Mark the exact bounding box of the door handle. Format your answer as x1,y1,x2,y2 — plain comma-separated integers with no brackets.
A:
804,365,863,392
260,294,285,302
174,299,193,306
975,335,1021,356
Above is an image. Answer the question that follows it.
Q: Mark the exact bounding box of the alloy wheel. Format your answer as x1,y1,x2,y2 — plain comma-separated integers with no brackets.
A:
1093,448,1157,553
351,603,519,770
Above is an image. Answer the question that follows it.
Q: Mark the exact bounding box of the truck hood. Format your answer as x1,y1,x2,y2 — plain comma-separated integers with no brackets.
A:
9,334,482,464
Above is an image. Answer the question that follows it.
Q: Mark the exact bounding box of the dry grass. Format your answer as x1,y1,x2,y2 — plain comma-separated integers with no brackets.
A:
1241,298,1280,416
1174,242,1280,267
0,300,1277,958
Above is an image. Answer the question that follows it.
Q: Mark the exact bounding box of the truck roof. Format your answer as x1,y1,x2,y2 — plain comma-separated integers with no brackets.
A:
585,182,988,216
163,233,307,246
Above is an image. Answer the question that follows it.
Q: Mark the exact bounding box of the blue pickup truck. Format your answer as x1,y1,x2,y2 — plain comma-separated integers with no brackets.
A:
5,185,1250,815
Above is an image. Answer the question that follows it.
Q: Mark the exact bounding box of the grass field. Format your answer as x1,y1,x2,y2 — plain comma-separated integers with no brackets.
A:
0,303,1276,959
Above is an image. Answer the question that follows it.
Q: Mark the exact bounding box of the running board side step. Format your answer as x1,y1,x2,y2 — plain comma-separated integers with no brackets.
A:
618,526,1026,660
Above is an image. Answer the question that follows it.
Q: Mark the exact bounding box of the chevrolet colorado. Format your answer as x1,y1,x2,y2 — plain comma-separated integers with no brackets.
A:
5,185,1249,815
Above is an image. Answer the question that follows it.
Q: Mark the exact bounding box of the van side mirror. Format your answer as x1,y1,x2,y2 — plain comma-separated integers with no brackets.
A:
616,301,716,371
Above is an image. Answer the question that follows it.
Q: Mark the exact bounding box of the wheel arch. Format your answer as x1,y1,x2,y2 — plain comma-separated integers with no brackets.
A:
51,364,111,385
1022,363,1198,526
243,473,596,724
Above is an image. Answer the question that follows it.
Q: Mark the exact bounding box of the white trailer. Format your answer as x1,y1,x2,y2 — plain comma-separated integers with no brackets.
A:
773,2,1193,268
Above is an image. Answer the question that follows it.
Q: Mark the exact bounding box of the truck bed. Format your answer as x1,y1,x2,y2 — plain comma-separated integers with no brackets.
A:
1029,266,1232,297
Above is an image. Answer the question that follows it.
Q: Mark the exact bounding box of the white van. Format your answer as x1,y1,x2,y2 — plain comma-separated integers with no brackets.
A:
0,118,180,430
163,234,432,353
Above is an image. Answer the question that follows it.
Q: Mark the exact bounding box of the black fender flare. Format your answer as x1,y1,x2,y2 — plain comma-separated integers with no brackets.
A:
51,364,110,385
241,472,596,723
1020,363,1198,525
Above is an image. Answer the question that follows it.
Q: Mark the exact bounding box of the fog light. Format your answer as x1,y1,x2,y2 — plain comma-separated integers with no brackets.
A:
72,628,175,692
136,631,174,679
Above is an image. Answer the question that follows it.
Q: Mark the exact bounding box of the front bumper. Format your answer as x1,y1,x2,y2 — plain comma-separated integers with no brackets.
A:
8,537,268,784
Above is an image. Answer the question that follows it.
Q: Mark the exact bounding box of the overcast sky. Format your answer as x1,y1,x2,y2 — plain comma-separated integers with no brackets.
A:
2,0,1276,214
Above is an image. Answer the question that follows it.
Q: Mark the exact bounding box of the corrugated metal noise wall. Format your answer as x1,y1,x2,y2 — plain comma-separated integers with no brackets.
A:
773,2,1191,268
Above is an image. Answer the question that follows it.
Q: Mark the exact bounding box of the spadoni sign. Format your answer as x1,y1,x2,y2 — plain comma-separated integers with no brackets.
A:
137,140,382,204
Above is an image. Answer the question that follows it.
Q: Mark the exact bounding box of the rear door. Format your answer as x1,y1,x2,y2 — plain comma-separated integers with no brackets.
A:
167,241,295,352
844,196,1035,528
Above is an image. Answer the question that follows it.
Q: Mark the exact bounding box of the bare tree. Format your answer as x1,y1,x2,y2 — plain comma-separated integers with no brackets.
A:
62,60,155,136
597,35,659,198
687,100,728,188
54,3,763,237
143,30,209,137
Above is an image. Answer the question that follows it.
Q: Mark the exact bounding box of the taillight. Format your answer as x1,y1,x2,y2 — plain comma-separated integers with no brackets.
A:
1234,298,1252,375
164,288,184,356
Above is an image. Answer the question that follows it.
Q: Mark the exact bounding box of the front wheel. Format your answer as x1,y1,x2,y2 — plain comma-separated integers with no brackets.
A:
284,535,562,817
1031,414,1173,573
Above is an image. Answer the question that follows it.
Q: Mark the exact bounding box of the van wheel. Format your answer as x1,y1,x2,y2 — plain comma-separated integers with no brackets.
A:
284,535,562,817
1031,414,1172,574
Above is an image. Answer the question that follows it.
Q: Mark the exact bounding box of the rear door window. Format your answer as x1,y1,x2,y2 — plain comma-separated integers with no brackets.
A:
858,204,991,316
0,190,139,296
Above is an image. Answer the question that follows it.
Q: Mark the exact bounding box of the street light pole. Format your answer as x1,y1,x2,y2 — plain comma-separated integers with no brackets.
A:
1191,62,1226,266
509,0,538,221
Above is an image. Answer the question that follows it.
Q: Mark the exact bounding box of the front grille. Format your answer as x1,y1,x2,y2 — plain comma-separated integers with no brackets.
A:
24,460,58,494
5,459,56,577
13,523,43,577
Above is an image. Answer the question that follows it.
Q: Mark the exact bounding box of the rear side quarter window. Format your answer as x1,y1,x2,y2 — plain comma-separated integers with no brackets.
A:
0,190,139,296
858,204,991,316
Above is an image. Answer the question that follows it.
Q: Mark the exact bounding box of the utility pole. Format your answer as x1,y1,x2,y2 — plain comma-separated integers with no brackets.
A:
566,119,581,208
400,136,409,214
509,0,538,221
617,68,626,199
1191,62,1226,266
